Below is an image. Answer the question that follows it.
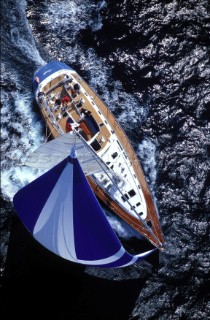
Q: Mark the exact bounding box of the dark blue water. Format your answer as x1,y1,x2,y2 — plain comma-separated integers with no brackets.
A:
1,0,210,319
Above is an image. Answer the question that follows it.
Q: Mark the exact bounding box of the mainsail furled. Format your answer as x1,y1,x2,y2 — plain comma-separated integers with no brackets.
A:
13,147,155,268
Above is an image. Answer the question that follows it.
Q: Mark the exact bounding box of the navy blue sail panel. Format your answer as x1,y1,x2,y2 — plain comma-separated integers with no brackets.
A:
13,153,155,268
33,61,73,93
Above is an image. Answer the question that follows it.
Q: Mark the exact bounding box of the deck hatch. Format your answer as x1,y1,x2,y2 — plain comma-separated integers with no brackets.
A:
111,152,118,159
128,189,136,197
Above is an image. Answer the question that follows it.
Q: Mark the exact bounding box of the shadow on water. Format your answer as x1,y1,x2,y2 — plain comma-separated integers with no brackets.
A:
2,215,152,320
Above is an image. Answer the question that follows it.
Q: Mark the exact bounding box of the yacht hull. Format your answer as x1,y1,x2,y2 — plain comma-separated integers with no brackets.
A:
33,61,164,250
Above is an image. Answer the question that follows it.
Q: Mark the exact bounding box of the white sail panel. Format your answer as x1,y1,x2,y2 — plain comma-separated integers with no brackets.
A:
24,132,104,175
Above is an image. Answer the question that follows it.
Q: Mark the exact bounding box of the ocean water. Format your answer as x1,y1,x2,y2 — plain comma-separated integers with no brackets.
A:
1,0,210,319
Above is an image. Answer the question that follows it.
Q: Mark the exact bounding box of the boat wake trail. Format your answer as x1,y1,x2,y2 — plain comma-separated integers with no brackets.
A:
138,139,157,201
1,0,47,201
2,0,45,67
1,88,45,200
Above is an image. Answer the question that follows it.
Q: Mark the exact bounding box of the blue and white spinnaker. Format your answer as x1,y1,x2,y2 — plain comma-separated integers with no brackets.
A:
13,146,155,268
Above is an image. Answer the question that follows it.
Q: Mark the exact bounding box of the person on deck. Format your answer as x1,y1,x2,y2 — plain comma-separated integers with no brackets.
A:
62,96,70,105
66,117,79,132
76,98,85,108
73,83,81,94
81,108,91,117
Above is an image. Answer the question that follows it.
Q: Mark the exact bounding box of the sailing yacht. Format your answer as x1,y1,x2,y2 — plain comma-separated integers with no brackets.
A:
13,61,164,268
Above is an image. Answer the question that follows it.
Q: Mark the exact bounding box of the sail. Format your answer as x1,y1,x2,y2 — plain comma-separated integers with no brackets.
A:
13,148,155,268
25,132,104,175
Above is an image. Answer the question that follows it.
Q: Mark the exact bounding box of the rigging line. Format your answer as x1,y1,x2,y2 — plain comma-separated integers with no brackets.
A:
44,123,53,143
42,97,64,136
74,131,161,246
73,129,77,149
42,118,58,144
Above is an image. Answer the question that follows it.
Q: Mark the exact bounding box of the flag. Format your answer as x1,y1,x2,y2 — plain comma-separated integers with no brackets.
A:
35,76,40,83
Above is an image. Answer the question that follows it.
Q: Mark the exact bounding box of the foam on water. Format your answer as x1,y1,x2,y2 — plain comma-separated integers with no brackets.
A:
137,138,159,214
38,0,106,66
1,0,47,201
8,0,45,66
1,87,45,201
138,139,157,187
10,26,45,66
106,213,142,240
45,0,106,35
